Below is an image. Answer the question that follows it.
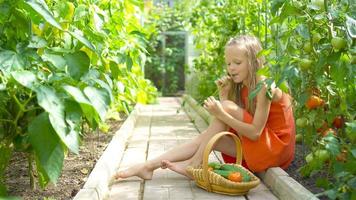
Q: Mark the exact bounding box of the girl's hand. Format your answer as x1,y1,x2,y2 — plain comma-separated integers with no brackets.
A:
203,96,225,118
215,75,232,100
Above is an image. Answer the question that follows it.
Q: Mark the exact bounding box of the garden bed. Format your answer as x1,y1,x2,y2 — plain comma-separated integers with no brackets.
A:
4,117,126,200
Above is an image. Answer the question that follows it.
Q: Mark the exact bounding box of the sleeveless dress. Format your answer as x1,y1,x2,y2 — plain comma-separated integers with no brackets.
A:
221,86,295,172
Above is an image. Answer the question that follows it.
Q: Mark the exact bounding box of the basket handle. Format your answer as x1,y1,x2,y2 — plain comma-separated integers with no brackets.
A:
202,131,243,191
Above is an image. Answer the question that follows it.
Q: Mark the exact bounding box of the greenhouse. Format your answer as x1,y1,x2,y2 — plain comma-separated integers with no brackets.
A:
0,0,355,199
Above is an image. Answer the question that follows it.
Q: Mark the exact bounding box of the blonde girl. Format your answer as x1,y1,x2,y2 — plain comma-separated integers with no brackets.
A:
115,35,295,179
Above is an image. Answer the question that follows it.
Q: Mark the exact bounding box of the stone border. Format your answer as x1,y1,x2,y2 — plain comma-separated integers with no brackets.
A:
181,94,319,200
73,104,143,200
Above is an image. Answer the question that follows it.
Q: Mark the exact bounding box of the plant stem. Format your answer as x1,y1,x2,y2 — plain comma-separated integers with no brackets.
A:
28,154,36,190
0,119,14,124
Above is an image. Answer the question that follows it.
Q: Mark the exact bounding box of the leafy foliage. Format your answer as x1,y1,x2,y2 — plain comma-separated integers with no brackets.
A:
0,0,157,194
144,3,186,96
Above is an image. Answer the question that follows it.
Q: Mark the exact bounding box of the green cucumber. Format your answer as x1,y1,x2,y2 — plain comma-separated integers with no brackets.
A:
208,162,222,170
213,169,232,178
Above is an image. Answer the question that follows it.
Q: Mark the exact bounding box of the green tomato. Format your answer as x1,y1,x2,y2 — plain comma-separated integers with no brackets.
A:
312,33,322,43
296,118,308,128
303,43,312,53
295,133,303,143
299,58,312,70
331,37,347,50
315,150,330,162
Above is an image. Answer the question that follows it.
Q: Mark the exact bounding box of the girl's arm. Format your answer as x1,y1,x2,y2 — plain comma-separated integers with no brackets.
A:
217,85,272,141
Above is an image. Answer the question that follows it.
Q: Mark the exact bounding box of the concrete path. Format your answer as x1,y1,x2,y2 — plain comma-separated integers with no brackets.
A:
106,97,278,200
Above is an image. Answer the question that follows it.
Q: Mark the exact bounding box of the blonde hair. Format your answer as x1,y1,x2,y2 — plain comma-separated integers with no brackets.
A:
226,35,265,115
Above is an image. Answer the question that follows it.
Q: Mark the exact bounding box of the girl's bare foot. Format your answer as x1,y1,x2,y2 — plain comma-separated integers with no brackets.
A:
115,163,153,180
161,160,197,180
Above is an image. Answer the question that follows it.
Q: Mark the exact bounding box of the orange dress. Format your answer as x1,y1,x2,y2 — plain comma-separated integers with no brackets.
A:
221,86,295,172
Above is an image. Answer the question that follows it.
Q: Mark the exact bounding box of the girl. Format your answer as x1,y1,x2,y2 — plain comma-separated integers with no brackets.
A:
115,35,295,180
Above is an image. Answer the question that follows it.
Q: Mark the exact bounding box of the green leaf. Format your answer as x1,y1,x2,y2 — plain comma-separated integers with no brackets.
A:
316,177,329,189
296,24,310,39
11,70,37,89
248,82,263,100
257,67,270,76
63,85,100,127
68,30,96,52
0,50,25,76
346,15,356,38
64,100,82,155
28,36,47,48
35,86,79,153
94,79,113,103
109,60,119,79
73,4,87,21
25,0,62,30
126,54,133,71
84,86,110,121
121,101,130,115
34,154,49,188
28,112,64,185
42,51,66,70
351,149,356,159
116,81,125,93
64,51,90,80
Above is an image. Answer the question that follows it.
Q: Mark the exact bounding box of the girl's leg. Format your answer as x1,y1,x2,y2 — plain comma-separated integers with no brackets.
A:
162,100,243,178
115,117,227,180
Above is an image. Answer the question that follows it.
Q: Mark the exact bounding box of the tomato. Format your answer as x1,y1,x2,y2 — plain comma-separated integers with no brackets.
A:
295,133,303,143
306,95,324,109
296,117,308,128
299,58,312,70
332,116,344,129
303,43,312,53
306,150,330,163
331,37,347,50
312,32,322,43
228,172,242,182
315,149,330,162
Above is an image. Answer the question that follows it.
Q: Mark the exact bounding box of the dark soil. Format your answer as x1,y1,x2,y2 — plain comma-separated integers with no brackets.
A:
4,116,126,200
285,143,330,200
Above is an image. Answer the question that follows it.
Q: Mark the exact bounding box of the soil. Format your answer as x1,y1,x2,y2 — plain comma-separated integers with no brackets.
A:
285,143,329,200
4,116,126,200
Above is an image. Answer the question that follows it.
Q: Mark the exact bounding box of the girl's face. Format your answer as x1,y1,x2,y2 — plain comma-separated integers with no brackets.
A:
225,45,250,85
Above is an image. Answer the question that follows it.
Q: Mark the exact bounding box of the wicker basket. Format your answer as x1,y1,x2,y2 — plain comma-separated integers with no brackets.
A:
186,131,260,195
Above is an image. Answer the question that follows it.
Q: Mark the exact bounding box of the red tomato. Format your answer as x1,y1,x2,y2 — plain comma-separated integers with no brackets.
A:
306,95,324,109
332,116,344,129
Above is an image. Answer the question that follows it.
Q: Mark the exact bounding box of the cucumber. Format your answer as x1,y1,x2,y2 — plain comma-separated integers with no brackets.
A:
220,164,239,171
220,164,251,182
208,162,222,170
213,169,231,178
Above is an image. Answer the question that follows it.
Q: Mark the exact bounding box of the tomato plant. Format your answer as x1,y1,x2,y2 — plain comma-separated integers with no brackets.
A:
183,0,356,199
0,0,157,195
